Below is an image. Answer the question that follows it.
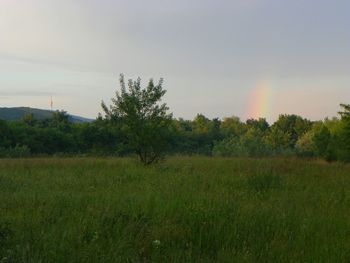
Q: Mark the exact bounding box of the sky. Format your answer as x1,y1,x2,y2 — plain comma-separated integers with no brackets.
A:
0,0,349,122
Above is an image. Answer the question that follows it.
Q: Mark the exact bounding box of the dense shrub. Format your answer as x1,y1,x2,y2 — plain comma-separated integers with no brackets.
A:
0,145,31,158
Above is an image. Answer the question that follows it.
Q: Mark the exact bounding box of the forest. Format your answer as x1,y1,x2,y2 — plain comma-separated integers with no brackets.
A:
0,104,349,162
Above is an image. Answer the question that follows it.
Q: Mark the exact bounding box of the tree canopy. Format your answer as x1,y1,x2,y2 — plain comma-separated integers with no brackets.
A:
0,96,349,163
101,74,172,164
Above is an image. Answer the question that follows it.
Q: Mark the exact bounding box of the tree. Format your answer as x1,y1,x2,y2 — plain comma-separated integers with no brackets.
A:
296,130,315,157
101,74,172,164
191,114,222,155
240,127,269,157
220,116,246,137
0,120,12,148
271,114,312,148
246,118,269,132
337,104,350,161
339,104,350,118
213,127,269,157
312,124,331,158
22,113,36,126
265,125,292,151
51,110,70,128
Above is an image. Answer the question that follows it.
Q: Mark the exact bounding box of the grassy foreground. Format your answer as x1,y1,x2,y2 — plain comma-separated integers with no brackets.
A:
1,157,350,262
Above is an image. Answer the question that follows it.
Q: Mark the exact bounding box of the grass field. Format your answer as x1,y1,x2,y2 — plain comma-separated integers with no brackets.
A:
1,157,350,262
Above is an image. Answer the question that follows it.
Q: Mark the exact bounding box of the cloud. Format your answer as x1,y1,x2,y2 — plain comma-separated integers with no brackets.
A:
0,91,56,97
0,53,114,76
0,0,349,120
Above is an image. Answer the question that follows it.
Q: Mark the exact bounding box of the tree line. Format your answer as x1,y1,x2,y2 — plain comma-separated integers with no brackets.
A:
0,75,349,163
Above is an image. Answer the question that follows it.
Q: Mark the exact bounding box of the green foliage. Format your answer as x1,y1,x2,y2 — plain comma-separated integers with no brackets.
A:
0,120,12,148
213,135,241,156
102,74,173,164
0,102,349,162
319,105,350,162
296,130,315,157
191,114,222,155
338,103,350,118
337,104,350,161
312,123,331,158
239,128,269,157
51,110,70,129
213,128,269,157
220,116,246,137
265,125,292,152
296,120,340,160
22,113,36,126
246,118,270,132
271,114,312,148
0,144,31,158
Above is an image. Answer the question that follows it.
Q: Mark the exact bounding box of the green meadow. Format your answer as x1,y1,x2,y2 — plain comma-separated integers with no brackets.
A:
1,157,350,262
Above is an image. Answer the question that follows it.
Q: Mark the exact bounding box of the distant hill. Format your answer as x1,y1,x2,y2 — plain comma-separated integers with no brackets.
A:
0,107,93,123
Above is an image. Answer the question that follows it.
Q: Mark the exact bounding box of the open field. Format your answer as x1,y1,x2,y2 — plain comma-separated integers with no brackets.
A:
1,157,350,262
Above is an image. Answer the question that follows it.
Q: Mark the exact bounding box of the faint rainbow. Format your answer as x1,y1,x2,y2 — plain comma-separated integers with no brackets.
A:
246,79,273,120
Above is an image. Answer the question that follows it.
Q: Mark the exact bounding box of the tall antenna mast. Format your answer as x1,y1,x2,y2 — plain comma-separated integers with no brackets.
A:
50,95,53,111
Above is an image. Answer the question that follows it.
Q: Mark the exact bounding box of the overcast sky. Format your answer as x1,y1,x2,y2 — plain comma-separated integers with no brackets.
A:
0,0,349,122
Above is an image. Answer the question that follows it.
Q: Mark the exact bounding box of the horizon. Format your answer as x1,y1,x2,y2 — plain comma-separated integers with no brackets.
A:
0,105,343,124
1,0,349,123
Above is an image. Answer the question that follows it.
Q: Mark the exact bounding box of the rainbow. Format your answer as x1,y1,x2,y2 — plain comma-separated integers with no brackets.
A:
246,79,273,120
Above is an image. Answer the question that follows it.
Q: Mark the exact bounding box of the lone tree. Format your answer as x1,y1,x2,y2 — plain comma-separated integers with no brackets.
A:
102,74,172,164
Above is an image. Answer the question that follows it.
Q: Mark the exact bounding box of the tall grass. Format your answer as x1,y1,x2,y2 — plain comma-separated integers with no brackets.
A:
1,157,350,262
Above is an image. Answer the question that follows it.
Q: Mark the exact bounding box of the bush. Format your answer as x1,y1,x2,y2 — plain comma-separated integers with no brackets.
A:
0,144,31,158
212,136,240,157
213,128,271,157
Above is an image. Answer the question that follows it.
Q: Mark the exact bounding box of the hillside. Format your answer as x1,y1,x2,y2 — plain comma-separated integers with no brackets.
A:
0,107,93,123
